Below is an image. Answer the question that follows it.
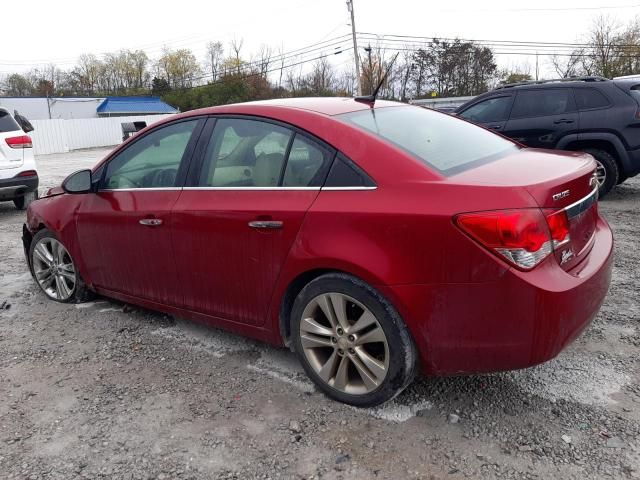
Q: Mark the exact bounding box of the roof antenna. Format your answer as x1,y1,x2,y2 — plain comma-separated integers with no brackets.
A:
355,52,399,105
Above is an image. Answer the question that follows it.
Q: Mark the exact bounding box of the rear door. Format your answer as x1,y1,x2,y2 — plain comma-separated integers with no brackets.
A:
503,88,579,148
457,94,514,132
171,116,334,326
0,109,25,170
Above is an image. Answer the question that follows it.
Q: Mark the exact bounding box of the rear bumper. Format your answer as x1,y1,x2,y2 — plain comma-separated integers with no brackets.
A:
382,216,614,376
0,174,38,200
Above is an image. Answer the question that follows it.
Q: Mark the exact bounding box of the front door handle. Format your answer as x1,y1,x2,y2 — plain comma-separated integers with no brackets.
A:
248,220,283,230
488,125,502,130
553,119,575,124
139,218,163,227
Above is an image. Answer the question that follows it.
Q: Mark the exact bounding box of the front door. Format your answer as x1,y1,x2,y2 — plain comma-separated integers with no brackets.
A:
503,88,579,148
76,118,202,305
172,117,334,326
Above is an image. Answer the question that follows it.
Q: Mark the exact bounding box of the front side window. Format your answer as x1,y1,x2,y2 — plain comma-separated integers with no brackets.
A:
200,119,292,187
103,120,198,189
459,96,512,123
338,106,517,175
511,89,573,118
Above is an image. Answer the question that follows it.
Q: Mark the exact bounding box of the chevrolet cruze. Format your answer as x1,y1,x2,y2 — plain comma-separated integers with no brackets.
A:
23,98,613,406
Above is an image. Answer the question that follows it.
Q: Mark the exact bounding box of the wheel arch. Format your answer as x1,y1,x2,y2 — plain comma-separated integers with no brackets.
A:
558,133,629,174
275,263,388,349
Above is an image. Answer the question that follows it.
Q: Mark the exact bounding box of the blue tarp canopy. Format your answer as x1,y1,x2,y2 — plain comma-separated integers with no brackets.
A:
96,96,178,115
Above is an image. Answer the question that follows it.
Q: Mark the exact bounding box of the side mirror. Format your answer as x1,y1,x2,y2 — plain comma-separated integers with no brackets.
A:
62,169,93,194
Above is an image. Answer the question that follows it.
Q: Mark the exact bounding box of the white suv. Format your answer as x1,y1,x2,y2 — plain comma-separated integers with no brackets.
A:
0,107,38,210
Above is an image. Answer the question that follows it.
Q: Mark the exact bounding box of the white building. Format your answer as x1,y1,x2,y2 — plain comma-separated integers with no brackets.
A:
0,96,178,120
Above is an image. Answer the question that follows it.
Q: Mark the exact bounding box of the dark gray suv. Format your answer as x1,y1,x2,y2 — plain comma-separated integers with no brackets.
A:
455,76,640,197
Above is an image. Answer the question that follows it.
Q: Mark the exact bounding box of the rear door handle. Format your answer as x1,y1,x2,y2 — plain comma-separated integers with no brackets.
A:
248,220,283,230
553,119,574,124
139,218,163,226
488,125,502,130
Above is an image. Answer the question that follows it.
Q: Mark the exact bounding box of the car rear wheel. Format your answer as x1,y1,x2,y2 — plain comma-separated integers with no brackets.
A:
583,148,618,198
13,190,38,210
29,229,93,303
291,273,416,407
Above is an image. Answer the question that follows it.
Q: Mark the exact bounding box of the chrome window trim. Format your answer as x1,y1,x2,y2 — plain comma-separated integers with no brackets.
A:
98,186,378,192
321,186,378,191
99,187,181,192
563,186,598,219
182,186,321,191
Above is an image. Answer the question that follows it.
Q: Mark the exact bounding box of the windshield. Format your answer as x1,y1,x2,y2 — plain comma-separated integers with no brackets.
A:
337,106,517,175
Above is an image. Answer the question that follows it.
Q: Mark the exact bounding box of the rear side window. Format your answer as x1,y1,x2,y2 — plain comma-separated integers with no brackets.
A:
200,119,292,187
459,96,512,123
511,89,574,118
338,106,516,175
574,88,610,110
282,135,333,187
325,154,375,187
627,84,640,103
0,110,21,133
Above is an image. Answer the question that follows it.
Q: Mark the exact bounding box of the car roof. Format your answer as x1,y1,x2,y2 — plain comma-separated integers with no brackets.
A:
186,97,404,117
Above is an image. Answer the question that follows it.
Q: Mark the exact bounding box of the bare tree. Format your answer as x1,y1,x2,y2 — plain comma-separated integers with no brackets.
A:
550,51,584,78
205,41,224,81
230,38,244,75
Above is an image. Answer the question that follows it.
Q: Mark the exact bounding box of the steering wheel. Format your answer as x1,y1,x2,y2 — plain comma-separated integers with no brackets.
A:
145,168,178,188
109,174,139,189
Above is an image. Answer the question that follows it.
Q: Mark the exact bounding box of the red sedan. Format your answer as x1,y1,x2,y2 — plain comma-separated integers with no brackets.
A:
23,98,613,406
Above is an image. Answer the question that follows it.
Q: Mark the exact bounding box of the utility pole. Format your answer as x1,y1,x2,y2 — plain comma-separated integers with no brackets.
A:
346,0,362,96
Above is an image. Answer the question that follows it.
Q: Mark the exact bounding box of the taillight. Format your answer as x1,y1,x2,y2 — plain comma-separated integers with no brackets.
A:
544,209,570,247
455,208,572,270
5,135,32,149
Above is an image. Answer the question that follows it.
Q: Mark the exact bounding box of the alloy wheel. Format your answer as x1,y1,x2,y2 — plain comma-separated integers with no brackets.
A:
595,160,607,188
32,237,76,301
299,293,389,395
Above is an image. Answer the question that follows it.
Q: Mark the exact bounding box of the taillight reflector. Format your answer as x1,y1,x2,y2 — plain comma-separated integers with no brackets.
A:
16,170,37,177
5,135,32,148
455,208,572,270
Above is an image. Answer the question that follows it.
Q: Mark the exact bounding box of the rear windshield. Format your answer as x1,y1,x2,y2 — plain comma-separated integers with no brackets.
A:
0,109,21,133
337,105,517,175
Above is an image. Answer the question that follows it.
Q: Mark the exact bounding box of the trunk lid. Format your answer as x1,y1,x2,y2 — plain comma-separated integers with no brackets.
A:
452,148,598,272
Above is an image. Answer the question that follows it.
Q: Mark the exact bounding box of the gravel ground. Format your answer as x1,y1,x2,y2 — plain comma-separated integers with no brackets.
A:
0,147,639,480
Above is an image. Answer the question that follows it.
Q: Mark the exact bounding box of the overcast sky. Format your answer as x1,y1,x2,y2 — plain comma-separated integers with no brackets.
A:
2,0,639,78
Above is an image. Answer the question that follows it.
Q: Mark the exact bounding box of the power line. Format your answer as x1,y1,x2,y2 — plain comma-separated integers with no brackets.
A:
427,3,640,12
357,31,640,49
176,48,345,93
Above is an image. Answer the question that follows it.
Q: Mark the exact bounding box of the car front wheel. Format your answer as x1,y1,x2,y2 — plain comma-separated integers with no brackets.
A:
291,273,416,407
29,229,93,303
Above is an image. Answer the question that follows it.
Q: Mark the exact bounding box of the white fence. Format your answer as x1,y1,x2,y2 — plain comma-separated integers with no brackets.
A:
28,114,175,156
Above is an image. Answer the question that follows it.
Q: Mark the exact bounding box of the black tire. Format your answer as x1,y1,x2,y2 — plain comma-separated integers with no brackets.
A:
28,228,94,303
13,189,38,210
291,273,417,407
582,148,618,198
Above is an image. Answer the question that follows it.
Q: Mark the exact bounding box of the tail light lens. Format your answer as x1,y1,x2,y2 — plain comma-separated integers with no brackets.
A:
455,208,572,270
5,135,32,149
